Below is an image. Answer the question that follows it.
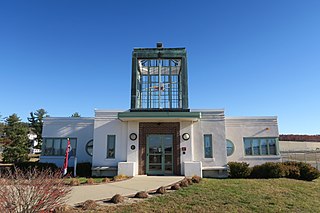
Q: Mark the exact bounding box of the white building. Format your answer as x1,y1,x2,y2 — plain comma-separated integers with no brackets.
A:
40,44,281,177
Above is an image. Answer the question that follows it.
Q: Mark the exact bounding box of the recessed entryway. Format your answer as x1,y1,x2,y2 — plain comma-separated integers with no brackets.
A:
139,122,181,175
146,134,173,175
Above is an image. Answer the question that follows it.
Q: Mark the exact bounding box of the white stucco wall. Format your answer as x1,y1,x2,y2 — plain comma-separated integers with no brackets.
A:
191,110,228,169
92,110,127,167
40,117,94,167
225,117,281,166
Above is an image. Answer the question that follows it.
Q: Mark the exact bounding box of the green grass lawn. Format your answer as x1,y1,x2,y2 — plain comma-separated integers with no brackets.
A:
99,178,320,213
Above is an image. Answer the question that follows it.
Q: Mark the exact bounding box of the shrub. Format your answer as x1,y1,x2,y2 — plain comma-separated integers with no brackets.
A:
228,162,251,178
0,167,71,212
69,178,80,186
86,178,95,184
284,165,300,179
102,177,111,183
15,162,58,173
179,179,189,187
110,194,124,204
134,191,148,198
299,164,320,181
76,162,92,177
171,184,181,190
251,162,286,178
283,161,320,181
156,186,166,194
191,175,202,183
81,200,98,210
186,178,193,185
113,174,129,181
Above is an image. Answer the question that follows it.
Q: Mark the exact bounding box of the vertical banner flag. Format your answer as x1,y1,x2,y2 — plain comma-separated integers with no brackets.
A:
62,138,71,176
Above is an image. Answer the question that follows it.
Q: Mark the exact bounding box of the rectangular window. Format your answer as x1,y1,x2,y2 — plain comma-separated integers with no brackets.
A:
204,134,213,158
243,137,278,156
106,135,116,159
42,138,77,156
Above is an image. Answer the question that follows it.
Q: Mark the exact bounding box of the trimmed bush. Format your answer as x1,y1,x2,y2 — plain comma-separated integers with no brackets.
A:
299,164,320,181
113,174,129,181
191,175,202,183
228,162,251,178
186,178,193,185
134,191,148,198
86,178,95,184
110,194,124,204
251,162,286,179
171,184,181,190
81,200,98,210
284,165,300,179
102,177,111,183
156,186,166,194
69,178,80,186
283,161,320,181
179,179,189,187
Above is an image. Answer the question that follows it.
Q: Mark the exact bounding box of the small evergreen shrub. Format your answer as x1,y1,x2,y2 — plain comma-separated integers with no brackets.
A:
299,164,320,181
134,191,148,198
191,175,202,183
110,194,124,204
156,186,166,194
284,165,300,179
81,200,98,210
179,179,189,187
228,162,251,178
102,177,111,183
251,162,286,178
171,184,181,190
69,178,80,186
283,161,320,181
86,178,95,184
113,174,129,181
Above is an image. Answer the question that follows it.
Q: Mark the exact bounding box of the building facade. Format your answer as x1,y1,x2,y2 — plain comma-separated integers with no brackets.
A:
40,44,281,177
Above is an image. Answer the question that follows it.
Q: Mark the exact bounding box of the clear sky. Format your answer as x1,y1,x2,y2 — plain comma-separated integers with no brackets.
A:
0,0,319,134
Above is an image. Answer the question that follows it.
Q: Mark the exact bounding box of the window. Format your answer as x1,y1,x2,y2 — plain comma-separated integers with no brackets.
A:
243,138,278,156
106,135,116,158
226,139,235,156
86,139,93,156
204,134,213,158
42,138,77,156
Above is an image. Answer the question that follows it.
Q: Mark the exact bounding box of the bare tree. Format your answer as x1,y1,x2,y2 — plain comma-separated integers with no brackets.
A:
0,167,71,213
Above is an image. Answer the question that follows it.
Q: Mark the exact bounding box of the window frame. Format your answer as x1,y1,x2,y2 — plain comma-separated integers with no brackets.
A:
226,139,235,156
42,137,77,157
106,135,116,159
203,134,213,158
243,137,279,156
85,139,94,156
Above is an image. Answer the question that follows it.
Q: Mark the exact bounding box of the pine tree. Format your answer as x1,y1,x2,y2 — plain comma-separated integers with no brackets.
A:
2,114,29,163
28,109,48,149
71,112,81,117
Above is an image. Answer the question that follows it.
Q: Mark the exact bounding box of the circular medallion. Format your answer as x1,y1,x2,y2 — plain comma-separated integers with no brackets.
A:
129,133,137,141
182,133,190,141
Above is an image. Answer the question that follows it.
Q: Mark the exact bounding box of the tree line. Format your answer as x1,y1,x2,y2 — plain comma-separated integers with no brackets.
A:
0,110,81,163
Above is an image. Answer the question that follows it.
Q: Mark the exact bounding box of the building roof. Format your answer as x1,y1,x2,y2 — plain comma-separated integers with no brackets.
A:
279,134,320,142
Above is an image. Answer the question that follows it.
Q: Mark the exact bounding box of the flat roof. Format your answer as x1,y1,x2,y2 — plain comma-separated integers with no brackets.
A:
118,111,201,121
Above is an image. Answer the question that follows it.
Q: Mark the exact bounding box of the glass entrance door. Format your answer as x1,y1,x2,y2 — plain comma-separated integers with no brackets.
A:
146,134,173,175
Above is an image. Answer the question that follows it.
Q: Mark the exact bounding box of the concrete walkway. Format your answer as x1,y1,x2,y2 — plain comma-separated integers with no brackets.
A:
67,176,184,206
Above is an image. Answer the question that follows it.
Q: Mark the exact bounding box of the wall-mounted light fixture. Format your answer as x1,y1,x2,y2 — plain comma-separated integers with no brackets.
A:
182,133,190,141
129,133,137,141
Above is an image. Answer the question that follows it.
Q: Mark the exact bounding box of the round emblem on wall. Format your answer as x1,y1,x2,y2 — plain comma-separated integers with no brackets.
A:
131,145,136,150
182,133,190,141
129,133,137,141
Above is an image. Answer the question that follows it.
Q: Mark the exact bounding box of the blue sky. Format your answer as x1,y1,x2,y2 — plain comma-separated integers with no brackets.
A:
0,0,319,134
